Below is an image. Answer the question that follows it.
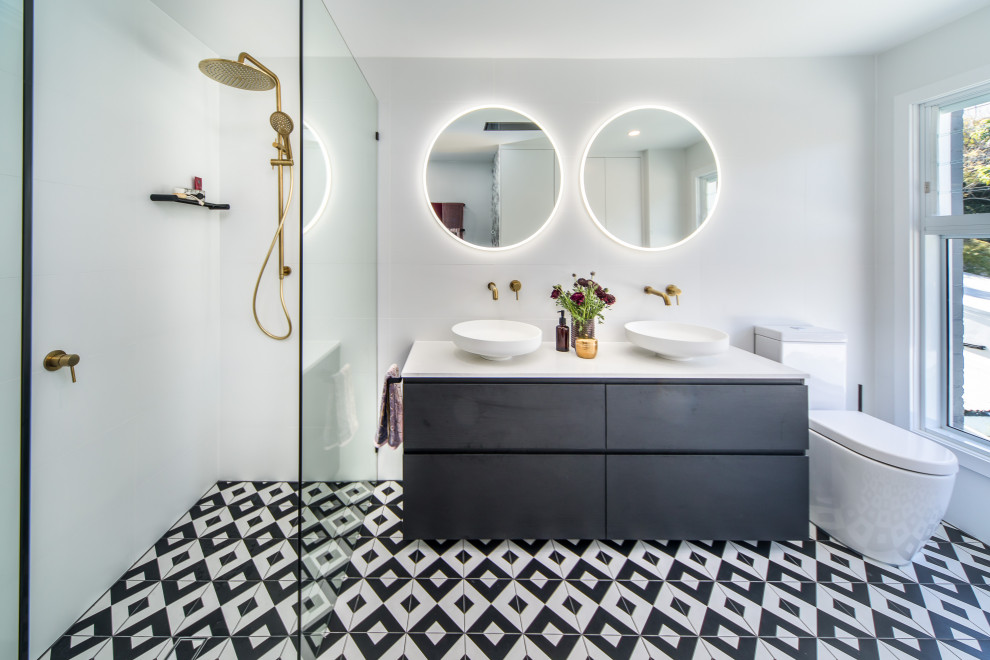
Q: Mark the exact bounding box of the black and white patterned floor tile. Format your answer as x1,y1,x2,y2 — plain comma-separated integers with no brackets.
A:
42,480,990,659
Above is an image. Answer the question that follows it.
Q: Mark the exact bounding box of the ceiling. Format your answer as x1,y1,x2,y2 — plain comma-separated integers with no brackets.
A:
323,0,990,60
431,108,553,162
590,109,707,154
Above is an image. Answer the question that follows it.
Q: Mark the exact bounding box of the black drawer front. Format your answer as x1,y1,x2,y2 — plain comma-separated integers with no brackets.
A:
403,454,605,539
404,383,605,452
606,384,807,453
606,455,809,540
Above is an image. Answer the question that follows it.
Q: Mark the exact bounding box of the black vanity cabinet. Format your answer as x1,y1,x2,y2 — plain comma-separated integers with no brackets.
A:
605,383,808,539
402,382,607,539
402,378,808,540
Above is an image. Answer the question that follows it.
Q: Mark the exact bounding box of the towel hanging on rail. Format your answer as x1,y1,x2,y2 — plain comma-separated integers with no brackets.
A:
376,365,403,449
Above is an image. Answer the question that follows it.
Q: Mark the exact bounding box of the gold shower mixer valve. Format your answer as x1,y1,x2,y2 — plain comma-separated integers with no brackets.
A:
44,350,80,383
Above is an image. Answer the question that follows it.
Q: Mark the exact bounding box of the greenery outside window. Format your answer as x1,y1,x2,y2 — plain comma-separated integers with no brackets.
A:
922,85,990,450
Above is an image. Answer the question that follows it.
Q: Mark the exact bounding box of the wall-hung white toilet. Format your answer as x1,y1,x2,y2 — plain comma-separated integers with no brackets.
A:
754,325,959,566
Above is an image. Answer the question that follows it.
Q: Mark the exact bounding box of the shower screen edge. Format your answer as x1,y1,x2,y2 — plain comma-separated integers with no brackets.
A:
18,0,33,658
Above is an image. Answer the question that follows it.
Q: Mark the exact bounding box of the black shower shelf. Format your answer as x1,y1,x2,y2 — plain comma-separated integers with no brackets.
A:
150,194,230,210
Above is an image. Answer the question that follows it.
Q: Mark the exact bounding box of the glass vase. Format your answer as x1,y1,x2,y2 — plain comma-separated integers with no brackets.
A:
571,317,595,349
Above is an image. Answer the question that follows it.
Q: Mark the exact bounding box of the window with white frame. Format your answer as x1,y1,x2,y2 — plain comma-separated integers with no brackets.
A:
921,84,990,448
697,170,718,226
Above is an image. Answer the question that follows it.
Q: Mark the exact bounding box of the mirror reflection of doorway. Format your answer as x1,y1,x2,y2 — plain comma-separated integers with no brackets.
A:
425,106,562,250
582,106,720,250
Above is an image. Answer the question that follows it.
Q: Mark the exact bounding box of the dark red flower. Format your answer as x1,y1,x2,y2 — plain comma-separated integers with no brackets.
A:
550,288,560,299
595,286,607,301
570,292,585,305
605,293,616,305
576,278,589,287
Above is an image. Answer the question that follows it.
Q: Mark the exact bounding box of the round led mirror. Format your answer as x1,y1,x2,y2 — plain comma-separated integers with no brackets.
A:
581,107,719,250
425,106,561,250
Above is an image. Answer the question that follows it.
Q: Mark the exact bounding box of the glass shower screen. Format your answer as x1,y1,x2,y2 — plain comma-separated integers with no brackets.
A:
299,0,380,654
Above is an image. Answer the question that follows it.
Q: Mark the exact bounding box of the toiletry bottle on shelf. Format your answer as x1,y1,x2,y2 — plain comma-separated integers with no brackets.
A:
556,310,570,352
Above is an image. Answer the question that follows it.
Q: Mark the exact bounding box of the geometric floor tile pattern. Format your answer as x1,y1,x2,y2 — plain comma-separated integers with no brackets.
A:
41,481,990,659
40,480,308,660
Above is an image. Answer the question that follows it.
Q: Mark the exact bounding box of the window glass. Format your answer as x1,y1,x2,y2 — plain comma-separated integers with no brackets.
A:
698,171,718,226
948,238,990,440
933,97,990,216
922,84,990,450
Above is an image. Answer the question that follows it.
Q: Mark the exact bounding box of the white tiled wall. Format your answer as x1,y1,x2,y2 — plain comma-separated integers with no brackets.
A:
30,1,222,654
366,56,877,478
212,3,383,484
216,52,301,481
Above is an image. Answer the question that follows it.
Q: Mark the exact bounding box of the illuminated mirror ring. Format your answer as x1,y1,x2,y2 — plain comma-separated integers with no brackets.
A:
580,106,720,251
424,105,563,251
302,120,331,235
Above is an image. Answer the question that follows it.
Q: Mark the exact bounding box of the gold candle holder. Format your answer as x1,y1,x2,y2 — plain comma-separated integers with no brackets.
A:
575,337,598,359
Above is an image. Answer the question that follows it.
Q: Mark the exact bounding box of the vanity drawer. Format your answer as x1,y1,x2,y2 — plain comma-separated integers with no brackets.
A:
606,383,807,453
403,453,605,539
606,454,808,540
404,382,605,452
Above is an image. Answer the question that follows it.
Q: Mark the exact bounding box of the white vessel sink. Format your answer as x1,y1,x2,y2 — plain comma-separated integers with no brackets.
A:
452,320,542,361
625,321,729,360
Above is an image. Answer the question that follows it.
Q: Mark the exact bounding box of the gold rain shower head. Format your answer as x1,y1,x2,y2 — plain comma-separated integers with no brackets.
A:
198,58,275,91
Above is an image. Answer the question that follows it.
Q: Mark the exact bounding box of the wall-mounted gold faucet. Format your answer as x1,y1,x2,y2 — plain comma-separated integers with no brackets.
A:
644,284,682,306
44,350,80,383
509,280,521,300
644,286,672,305
488,282,499,300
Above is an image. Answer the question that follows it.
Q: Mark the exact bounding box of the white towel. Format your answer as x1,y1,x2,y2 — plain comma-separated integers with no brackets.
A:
327,363,358,450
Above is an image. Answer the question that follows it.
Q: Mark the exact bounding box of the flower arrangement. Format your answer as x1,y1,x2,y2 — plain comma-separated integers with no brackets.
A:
550,272,617,337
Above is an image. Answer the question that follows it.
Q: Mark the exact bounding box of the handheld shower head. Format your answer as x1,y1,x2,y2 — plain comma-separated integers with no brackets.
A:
270,111,294,136
270,111,294,162
198,58,275,91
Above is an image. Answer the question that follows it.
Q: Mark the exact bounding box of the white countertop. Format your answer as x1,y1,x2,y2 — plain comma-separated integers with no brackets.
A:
402,341,808,380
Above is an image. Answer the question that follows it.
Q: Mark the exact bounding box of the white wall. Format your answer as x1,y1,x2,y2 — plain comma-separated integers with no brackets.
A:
876,6,990,544
586,156,644,245
364,56,876,479
214,1,379,483
427,159,491,245
30,0,222,654
645,147,687,245
216,51,300,481
499,148,557,246
0,0,22,655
